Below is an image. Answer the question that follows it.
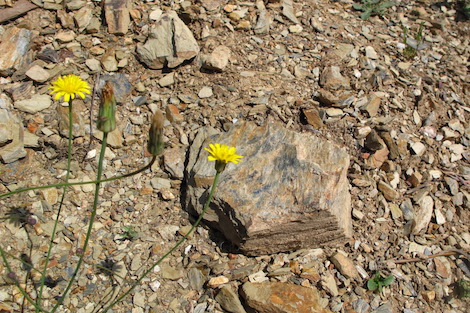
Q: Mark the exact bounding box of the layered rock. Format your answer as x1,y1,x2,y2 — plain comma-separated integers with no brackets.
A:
185,122,352,256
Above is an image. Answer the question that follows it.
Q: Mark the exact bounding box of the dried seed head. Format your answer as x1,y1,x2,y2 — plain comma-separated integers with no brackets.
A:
148,110,165,156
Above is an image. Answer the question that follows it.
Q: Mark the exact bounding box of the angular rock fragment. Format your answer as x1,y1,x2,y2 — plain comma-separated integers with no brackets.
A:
104,0,131,35
201,45,231,72
241,282,331,313
137,11,200,69
0,27,34,76
254,1,271,35
215,285,247,313
319,66,350,90
186,122,351,256
14,95,52,114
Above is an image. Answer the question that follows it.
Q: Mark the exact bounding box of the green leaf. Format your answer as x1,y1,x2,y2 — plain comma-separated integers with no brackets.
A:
367,279,378,290
383,275,394,286
352,3,364,10
377,283,384,293
360,10,373,20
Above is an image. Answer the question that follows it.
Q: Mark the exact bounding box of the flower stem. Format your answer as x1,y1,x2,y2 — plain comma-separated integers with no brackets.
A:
101,171,221,313
37,102,74,312
50,132,108,313
0,157,157,199
0,245,50,312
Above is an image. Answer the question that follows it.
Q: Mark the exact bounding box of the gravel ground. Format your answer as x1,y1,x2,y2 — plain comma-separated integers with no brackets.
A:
0,0,469,312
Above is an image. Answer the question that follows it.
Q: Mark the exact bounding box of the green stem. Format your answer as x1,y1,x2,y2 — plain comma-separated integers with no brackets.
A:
102,171,222,313
50,132,108,313
0,247,50,313
37,102,74,311
0,157,157,199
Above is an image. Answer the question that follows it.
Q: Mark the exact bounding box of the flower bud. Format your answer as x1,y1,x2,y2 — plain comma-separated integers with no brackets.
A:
97,82,116,133
148,110,165,156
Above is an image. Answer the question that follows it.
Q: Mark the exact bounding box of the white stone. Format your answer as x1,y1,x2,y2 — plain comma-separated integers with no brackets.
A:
435,208,446,225
289,24,303,33
325,108,343,117
149,9,163,20
413,196,433,234
15,95,52,113
85,58,101,71
365,46,378,59
411,141,426,156
198,86,213,98
25,65,50,82
159,73,175,87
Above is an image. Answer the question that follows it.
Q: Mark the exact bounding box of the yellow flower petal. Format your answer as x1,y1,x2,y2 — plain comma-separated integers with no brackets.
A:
49,74,91,102
205,143,243,165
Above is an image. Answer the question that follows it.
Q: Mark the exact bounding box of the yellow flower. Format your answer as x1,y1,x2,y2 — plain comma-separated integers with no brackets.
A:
205,143,243,172
49,74,91,102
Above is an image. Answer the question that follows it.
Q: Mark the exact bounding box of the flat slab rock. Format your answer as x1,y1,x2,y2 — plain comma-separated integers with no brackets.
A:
185,122,352,256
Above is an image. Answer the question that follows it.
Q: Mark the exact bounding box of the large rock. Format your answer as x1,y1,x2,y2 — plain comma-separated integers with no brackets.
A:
137,10,200,69
241,282,331,313
0,27,34,76
185,122,352,256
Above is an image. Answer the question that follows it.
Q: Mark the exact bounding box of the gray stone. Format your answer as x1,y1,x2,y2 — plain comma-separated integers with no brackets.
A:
160,263,184,280
282,0,299,24
104,0,130,35
137,10,200,69
185,122,351,256
201,45,231,72
151,177,172,189
188,268,206,291
85,58,101,72
215,285,247,313
254,3,271,35
0,27,34,76
66,0,86,10
163,146,185,179
23,131,39,148
159,72,175,87
101,50,118,72
15,95,52,113
319,66,350,90
365,46,379,59
74,5,93,32
334,43,354,60
98,74,132,103
25,65,50,83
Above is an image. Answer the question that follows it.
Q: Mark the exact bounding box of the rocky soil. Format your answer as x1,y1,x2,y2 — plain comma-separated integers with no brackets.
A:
0,0,469,313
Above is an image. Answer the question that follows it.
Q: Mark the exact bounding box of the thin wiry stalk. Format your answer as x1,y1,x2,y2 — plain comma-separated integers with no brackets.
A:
102,171,221,312
50,132,108,313
0,156,157,199
0,247,50,313
37,102,73,312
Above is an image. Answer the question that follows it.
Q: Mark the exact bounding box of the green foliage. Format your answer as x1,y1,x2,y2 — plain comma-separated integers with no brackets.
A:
464,1,470,19
367,272,394,293
402,22,426,59
353,0,394,20
457,279,470,298
120,225,139,241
